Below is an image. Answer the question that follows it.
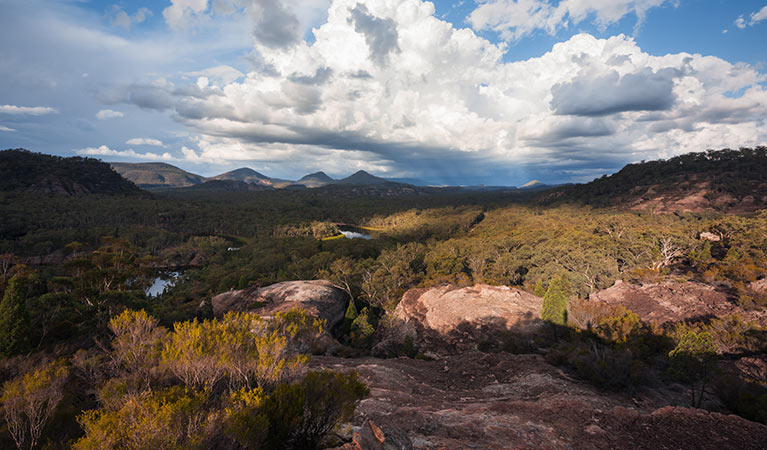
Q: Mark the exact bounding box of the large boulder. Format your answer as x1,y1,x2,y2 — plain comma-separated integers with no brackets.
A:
211,280,349,332
589,280,767,325
375,284,542,355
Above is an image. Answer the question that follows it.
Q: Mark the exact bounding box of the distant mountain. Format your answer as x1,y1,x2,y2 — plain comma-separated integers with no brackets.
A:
540,147,767,213
336,170,394,185
209,168,277,186
521,180,542,188
1,149,143,196
297,171,335,188
180,179,272,192
111,162,204,189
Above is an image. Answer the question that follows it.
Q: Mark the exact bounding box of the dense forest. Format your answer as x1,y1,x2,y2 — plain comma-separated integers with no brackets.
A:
1,148,766,448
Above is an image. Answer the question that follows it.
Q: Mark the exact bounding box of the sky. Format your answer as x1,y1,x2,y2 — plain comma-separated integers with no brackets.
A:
0,0,766,186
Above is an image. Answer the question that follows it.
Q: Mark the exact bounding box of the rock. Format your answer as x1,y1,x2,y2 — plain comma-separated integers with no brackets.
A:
211,280,349,332
311,352,767,449
375,284,542,355
589,280,767,325
699,231,722,242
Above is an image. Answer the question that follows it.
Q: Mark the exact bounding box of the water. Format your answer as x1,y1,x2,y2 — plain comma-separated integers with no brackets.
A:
340,230,372,240
146,272,180,297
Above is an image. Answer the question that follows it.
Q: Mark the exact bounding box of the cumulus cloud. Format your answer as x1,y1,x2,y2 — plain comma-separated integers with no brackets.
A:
348,3,400,66
75,145,173,161
468,0,673,41
551,68,677,116
95,109,125,120
112,6,152,30
0,104,58,115
108,0,766,183
735,5,767,29
162,0,314,48
126,138,165,146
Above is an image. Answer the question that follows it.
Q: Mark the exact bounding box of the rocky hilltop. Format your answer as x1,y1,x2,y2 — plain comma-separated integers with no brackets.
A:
540,147,767,213
0,149,143,195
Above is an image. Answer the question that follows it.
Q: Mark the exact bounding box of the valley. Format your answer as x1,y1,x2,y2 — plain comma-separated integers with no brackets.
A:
0,147,766,449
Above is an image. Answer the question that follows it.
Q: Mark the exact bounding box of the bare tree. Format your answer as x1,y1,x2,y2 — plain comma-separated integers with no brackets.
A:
1,359,69,450
654,237,684,270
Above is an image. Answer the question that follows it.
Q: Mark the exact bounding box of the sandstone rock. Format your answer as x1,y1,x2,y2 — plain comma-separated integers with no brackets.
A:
589,280,767,325
375,284,542,355
699,231,722,242
211,280,349,332
312,352,767,449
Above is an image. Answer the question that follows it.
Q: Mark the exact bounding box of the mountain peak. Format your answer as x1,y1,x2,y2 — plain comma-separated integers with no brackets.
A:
299,171,334,182
337,170,390,185
521,180,543,188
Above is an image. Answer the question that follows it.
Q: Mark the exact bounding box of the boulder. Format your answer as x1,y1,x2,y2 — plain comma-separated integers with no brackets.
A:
589,280,767,325
211,280,349,332
375,284,542,355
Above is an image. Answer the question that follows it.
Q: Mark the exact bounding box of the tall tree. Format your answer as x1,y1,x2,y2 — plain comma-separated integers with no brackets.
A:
541,275,569,326
0,275,31,357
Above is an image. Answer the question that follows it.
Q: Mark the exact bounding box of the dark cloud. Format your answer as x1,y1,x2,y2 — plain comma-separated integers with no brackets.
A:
252,0,301,48
348,3,400,66
551,68,677,116
289,67,334,85
128,85,175,111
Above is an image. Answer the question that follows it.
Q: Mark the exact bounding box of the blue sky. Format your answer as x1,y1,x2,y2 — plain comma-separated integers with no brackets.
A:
1,0,766,185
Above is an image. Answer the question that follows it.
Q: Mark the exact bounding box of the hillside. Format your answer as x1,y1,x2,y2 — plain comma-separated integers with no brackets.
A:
111,162,204,188
209,167,283,186
297,171,335,188
541,147,767,212
336,170,396,185
0,149,143,195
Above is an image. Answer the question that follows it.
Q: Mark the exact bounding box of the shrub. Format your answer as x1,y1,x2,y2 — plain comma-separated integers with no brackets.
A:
75,386,209,450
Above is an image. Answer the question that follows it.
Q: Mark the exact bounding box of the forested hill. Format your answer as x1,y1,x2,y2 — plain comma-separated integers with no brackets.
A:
0,149,144,196
540,147,767,213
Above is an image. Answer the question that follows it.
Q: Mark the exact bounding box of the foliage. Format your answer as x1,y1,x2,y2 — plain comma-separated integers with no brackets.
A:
668,330,719,408
1,359,69,450
74,386,209,450
252,370,368,449
0,276,31,357
541,275,569,325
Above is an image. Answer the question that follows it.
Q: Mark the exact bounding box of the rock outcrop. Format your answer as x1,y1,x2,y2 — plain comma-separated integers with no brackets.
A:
211,280,349,332
589,280,767,325
375,284,542,355
313,352,767,449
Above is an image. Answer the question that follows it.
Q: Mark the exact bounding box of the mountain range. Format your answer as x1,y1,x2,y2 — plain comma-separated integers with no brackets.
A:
110,163,433,190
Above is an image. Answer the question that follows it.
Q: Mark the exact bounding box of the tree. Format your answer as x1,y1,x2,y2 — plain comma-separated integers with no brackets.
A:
1,359,69,450
0,275,31,357
108,309,167,385
668,330,719,408
541,275,569,326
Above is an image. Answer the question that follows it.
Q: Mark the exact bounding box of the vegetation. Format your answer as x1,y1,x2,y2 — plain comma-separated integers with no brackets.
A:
1,147,767,446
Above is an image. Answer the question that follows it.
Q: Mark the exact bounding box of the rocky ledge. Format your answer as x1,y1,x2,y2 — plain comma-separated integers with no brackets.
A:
314,352,767,449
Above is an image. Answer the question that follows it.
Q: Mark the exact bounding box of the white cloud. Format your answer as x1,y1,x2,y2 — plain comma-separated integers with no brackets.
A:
751,5,767,24
127,0,763,181
0,104,58,115
95,109,125,120
736,5,767,29
0,125,15,132
75,145,174,161
468,0,673,41
126,138,165,146
112,6,152,30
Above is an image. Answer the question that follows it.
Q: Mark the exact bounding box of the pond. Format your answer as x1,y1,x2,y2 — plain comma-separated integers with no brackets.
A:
146,271,181,297
337,225,372,240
